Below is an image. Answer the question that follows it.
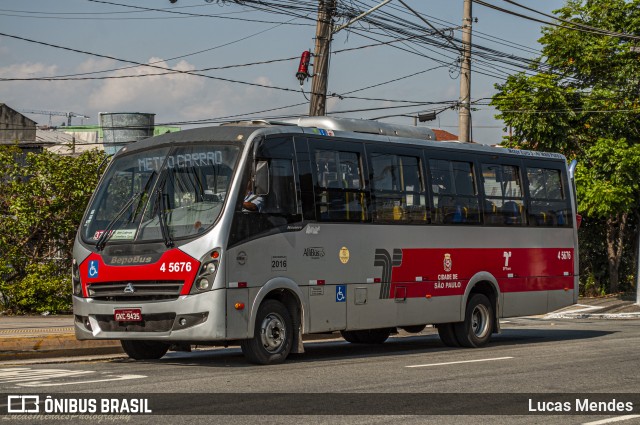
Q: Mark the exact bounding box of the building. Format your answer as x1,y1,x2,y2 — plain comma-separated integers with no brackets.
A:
0,103,41,154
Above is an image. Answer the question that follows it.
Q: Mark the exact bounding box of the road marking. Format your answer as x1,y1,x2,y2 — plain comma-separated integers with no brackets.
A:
18,374,147,387
0,368,146,387
406,356,514,368
582,415,640,425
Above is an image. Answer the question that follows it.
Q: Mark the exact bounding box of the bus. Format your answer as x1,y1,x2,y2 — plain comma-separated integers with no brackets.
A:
72,117,579,365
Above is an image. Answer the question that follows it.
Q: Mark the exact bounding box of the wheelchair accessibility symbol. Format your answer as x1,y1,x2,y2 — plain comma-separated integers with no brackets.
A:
88,260,99,278
336,285,346,302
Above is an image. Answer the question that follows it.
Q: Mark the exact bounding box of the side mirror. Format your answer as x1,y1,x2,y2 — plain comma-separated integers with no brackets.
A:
254,160,269,196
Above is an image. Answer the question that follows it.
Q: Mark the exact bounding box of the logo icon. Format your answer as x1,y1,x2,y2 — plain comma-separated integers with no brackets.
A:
443,253,452,272
339,247,350,264
503,251,512,270
88,260,99,278
124,283,135,294
7,395,40,413
303,247,325,259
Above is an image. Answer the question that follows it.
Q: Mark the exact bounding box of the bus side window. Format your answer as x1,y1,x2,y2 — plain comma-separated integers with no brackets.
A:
526,167,571,227
370,152,427,223
481,163,526,226
263,159,297,217
429,159,479,225
313,148,367,222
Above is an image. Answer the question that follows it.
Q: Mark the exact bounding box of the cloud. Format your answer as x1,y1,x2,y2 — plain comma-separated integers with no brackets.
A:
88,57,206,115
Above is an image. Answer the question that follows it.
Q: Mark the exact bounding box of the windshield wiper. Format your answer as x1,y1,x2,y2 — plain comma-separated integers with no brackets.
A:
155,189,174,248
95,192,141,252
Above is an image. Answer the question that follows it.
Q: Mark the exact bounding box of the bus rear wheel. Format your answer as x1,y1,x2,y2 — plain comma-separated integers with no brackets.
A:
340,328,391,344
241,299,293,365
454,294,494,348
120,340,170,360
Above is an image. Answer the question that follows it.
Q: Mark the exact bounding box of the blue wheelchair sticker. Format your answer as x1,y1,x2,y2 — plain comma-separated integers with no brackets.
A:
336,285,346,302
88,260,99,278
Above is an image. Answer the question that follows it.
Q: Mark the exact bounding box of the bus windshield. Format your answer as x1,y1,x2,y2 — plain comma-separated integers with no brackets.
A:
82,144,240,245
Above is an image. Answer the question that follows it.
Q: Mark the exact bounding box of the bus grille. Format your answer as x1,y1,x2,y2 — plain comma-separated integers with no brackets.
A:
95,313,176,332
87,280,184,301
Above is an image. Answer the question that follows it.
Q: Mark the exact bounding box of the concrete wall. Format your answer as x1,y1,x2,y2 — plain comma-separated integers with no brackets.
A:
0,104,37,144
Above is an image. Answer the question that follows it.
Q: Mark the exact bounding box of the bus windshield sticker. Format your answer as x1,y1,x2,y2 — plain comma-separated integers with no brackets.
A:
336,285,346,302
339,247,350,264
110,229,137,240
271,256,287,271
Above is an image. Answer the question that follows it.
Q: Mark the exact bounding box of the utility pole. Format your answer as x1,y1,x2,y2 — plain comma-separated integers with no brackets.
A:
309,0,336,117
458,0,473,143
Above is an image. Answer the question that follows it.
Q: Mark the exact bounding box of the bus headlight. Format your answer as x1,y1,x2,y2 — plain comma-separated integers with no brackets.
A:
190,249,221,294
71,259,82,296
196,278,210,291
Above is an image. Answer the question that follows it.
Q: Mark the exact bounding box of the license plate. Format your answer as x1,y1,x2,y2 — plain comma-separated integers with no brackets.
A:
114,308,142,322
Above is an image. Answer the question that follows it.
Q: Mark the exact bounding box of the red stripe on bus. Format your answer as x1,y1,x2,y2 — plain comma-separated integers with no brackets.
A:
388,247,574,299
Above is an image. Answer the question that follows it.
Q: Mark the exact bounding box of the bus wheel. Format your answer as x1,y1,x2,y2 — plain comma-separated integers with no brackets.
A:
241,300,293,365
454,294,493,348
340,328,390,344
436,323,460,347
120,340,170,360
340,330,361,343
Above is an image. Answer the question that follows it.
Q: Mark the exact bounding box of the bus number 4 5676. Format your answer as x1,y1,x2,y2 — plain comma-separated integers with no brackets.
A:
160,262,192,273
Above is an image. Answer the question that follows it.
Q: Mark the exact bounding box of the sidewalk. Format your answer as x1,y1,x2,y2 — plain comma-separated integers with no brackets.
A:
1,296,638,362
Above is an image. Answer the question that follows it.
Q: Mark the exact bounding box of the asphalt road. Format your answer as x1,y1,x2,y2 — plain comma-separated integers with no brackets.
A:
1,317,639,425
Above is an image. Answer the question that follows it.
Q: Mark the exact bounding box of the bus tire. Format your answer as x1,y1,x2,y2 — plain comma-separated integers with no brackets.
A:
341,328,390,344
340,330,361,343
436,323,460,347
241,299,293,365
454,293,493,348
120,340,170,360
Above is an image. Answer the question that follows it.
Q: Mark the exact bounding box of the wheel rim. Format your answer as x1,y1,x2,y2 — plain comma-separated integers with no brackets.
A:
471,304,491,339
259,312,286,353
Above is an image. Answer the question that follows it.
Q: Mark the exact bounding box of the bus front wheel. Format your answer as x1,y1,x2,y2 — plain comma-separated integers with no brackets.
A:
454,293,494,348
241,299,293,365
120,340,170,360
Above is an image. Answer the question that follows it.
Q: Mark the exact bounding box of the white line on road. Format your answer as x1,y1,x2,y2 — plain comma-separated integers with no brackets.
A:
582,415,640,425
18,374,147,387
406,356,514,368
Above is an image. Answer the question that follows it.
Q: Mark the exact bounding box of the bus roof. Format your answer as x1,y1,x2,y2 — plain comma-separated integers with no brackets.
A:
116,117,566,163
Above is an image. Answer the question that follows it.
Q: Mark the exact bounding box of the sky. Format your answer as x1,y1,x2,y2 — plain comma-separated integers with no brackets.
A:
0,0,567,144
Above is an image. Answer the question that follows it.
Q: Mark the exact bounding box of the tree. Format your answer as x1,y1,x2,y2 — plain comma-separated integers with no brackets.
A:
491,0,640,293
0,146,107,313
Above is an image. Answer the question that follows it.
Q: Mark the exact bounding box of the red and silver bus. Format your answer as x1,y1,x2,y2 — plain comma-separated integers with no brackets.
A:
72,117,579,364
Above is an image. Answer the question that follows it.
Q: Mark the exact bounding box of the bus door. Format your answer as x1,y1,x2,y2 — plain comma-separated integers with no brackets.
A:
226,136,303,337
304,138,370,332
364,144,431,328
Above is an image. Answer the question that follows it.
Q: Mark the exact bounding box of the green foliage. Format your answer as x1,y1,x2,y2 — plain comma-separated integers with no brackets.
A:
491,0,640,293
0,146,107,314
575,138,640,217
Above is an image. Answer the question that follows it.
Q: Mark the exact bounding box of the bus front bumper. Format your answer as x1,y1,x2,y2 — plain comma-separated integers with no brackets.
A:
72,289,227,342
